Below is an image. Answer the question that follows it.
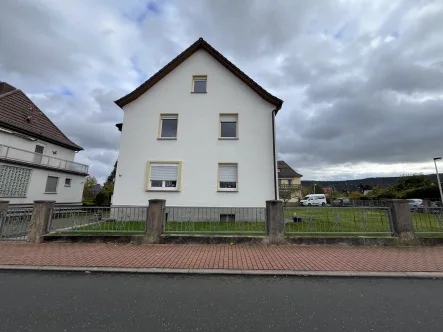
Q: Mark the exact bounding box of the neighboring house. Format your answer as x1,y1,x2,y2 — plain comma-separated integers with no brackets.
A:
0,82,88,205
277,160,303,203
88,184,103,195
113,38,283,207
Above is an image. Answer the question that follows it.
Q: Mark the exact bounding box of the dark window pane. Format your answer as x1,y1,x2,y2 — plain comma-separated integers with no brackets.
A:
165,181,177,188
65,178,71,186
151,180,162,187
45,176,58,193
221,122,237,137
35,145,44,154
220,182,237,189
194,79,206,93
220,214,235,222
161,119,177,137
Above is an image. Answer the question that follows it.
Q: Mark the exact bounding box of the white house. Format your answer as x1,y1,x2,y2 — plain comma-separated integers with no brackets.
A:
0,82,88,205
112,38,283,208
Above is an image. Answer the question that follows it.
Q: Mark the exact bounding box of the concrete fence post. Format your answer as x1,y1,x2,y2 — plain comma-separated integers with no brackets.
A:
266,200,285,244
145,199,166,244
386,199,416,243
0,200,10,237
27,200,55,243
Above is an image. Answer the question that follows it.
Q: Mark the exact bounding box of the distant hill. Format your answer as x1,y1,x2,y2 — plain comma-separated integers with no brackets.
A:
301,174,438,192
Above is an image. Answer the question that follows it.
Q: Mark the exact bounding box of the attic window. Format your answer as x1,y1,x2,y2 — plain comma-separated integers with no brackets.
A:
192,76,207,93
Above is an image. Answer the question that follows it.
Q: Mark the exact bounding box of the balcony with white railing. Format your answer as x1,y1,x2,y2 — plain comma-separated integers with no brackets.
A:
0,145,89,174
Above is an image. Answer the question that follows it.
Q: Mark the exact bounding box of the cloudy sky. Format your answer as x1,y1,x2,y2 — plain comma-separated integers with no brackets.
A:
1,0,442,183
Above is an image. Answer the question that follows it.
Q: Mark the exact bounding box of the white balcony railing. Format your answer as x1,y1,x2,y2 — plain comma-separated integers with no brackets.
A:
0,145,89,174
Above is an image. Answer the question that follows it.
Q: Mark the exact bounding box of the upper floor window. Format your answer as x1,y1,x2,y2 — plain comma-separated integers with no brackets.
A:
65,178,72,187
159,114,178,139
35,145,44,154
219,114,238,139
192,75,207,93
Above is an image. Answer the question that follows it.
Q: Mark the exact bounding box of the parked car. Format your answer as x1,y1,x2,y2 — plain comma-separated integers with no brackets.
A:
407,199,423,212
332,197,351,207
300,194,327,206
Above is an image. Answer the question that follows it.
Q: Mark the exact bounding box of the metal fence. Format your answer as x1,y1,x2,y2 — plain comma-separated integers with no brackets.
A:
164,207,267,234
0,207,32,241
284,207,393,235
330,200,388,207
411,207,443,235
48,206,148,234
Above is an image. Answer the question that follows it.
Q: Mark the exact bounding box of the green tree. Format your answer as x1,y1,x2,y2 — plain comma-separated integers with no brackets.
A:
302,184,324,197
279,184,302,206
392,174,431,192
106,161,117,185
82,176,97,201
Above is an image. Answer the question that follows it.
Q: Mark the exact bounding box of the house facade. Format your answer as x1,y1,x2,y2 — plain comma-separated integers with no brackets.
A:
278,160,303,203
113,38,283,207
0,82,88,205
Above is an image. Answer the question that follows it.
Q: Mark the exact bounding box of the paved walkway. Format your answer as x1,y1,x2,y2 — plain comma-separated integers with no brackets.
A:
1,242,443,275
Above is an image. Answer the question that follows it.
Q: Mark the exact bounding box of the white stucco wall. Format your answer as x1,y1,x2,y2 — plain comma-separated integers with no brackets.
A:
0,130,76,161
113,49,278,207
0,162,85,205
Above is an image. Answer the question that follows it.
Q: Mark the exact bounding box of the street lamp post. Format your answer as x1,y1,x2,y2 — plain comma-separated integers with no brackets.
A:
434,157,443,204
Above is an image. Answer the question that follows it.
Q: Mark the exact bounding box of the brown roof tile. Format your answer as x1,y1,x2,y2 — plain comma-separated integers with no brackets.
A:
115,38,283,112
0,82,83,150
277,160,302,178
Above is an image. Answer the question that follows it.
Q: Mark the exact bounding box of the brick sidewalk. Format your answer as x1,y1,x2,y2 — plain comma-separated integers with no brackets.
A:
1,242,443,272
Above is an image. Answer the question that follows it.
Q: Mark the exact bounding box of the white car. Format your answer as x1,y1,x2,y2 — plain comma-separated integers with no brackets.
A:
407,199,423,211
300,194,327,206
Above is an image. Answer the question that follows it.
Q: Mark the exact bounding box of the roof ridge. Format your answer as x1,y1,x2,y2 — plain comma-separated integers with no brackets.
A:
115,38,283,111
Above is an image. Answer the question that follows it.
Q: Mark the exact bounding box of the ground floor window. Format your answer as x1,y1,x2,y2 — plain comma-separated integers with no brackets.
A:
45,176,59,193
147,161,181,191
218,163,238,191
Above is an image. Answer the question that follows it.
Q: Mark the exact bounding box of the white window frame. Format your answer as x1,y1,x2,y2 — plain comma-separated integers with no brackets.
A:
146,161,182,192
192,75,207,93
45,175,59,194
219,113,238,139
158,114,178,139
218,163,238,192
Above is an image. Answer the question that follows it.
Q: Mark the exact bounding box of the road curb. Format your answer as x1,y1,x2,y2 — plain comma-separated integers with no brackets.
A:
1,265,442,278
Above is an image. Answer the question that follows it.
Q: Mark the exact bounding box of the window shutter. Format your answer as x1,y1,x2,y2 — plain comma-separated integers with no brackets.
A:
151,165,178,181
219,165,237,182
161,114,178,120
220,114,237,122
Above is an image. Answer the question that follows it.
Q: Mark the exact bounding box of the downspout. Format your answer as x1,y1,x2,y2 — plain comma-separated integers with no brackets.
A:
272,109,278,200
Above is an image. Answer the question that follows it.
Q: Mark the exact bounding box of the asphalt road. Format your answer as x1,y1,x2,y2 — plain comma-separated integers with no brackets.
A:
0,271,442,332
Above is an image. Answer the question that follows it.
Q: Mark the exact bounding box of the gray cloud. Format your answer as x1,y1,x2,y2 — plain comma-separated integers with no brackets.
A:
1,0,442,182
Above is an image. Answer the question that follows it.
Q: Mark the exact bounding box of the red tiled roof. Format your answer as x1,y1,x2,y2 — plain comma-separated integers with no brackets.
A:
0,82,83,151
115,38,283,112
277,160,303,178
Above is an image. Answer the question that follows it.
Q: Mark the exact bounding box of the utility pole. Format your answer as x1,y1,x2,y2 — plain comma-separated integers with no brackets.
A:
434,157,443,204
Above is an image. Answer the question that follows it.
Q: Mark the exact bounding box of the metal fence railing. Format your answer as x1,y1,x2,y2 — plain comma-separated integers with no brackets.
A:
330,200,388,207
0,207,32,241
48,206,148,234
284,207,393,235
164,207,267,234
411,207,443,235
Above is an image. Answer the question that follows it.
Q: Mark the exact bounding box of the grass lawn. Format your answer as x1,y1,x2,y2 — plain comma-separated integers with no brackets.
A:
51,221,146,235
284,207,392,235
411,212,443,235
164,221,266,235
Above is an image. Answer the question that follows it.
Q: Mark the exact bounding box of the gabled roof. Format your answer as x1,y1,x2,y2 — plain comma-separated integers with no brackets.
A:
115,38,283,112
0,82,83,151
277,160,302,178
